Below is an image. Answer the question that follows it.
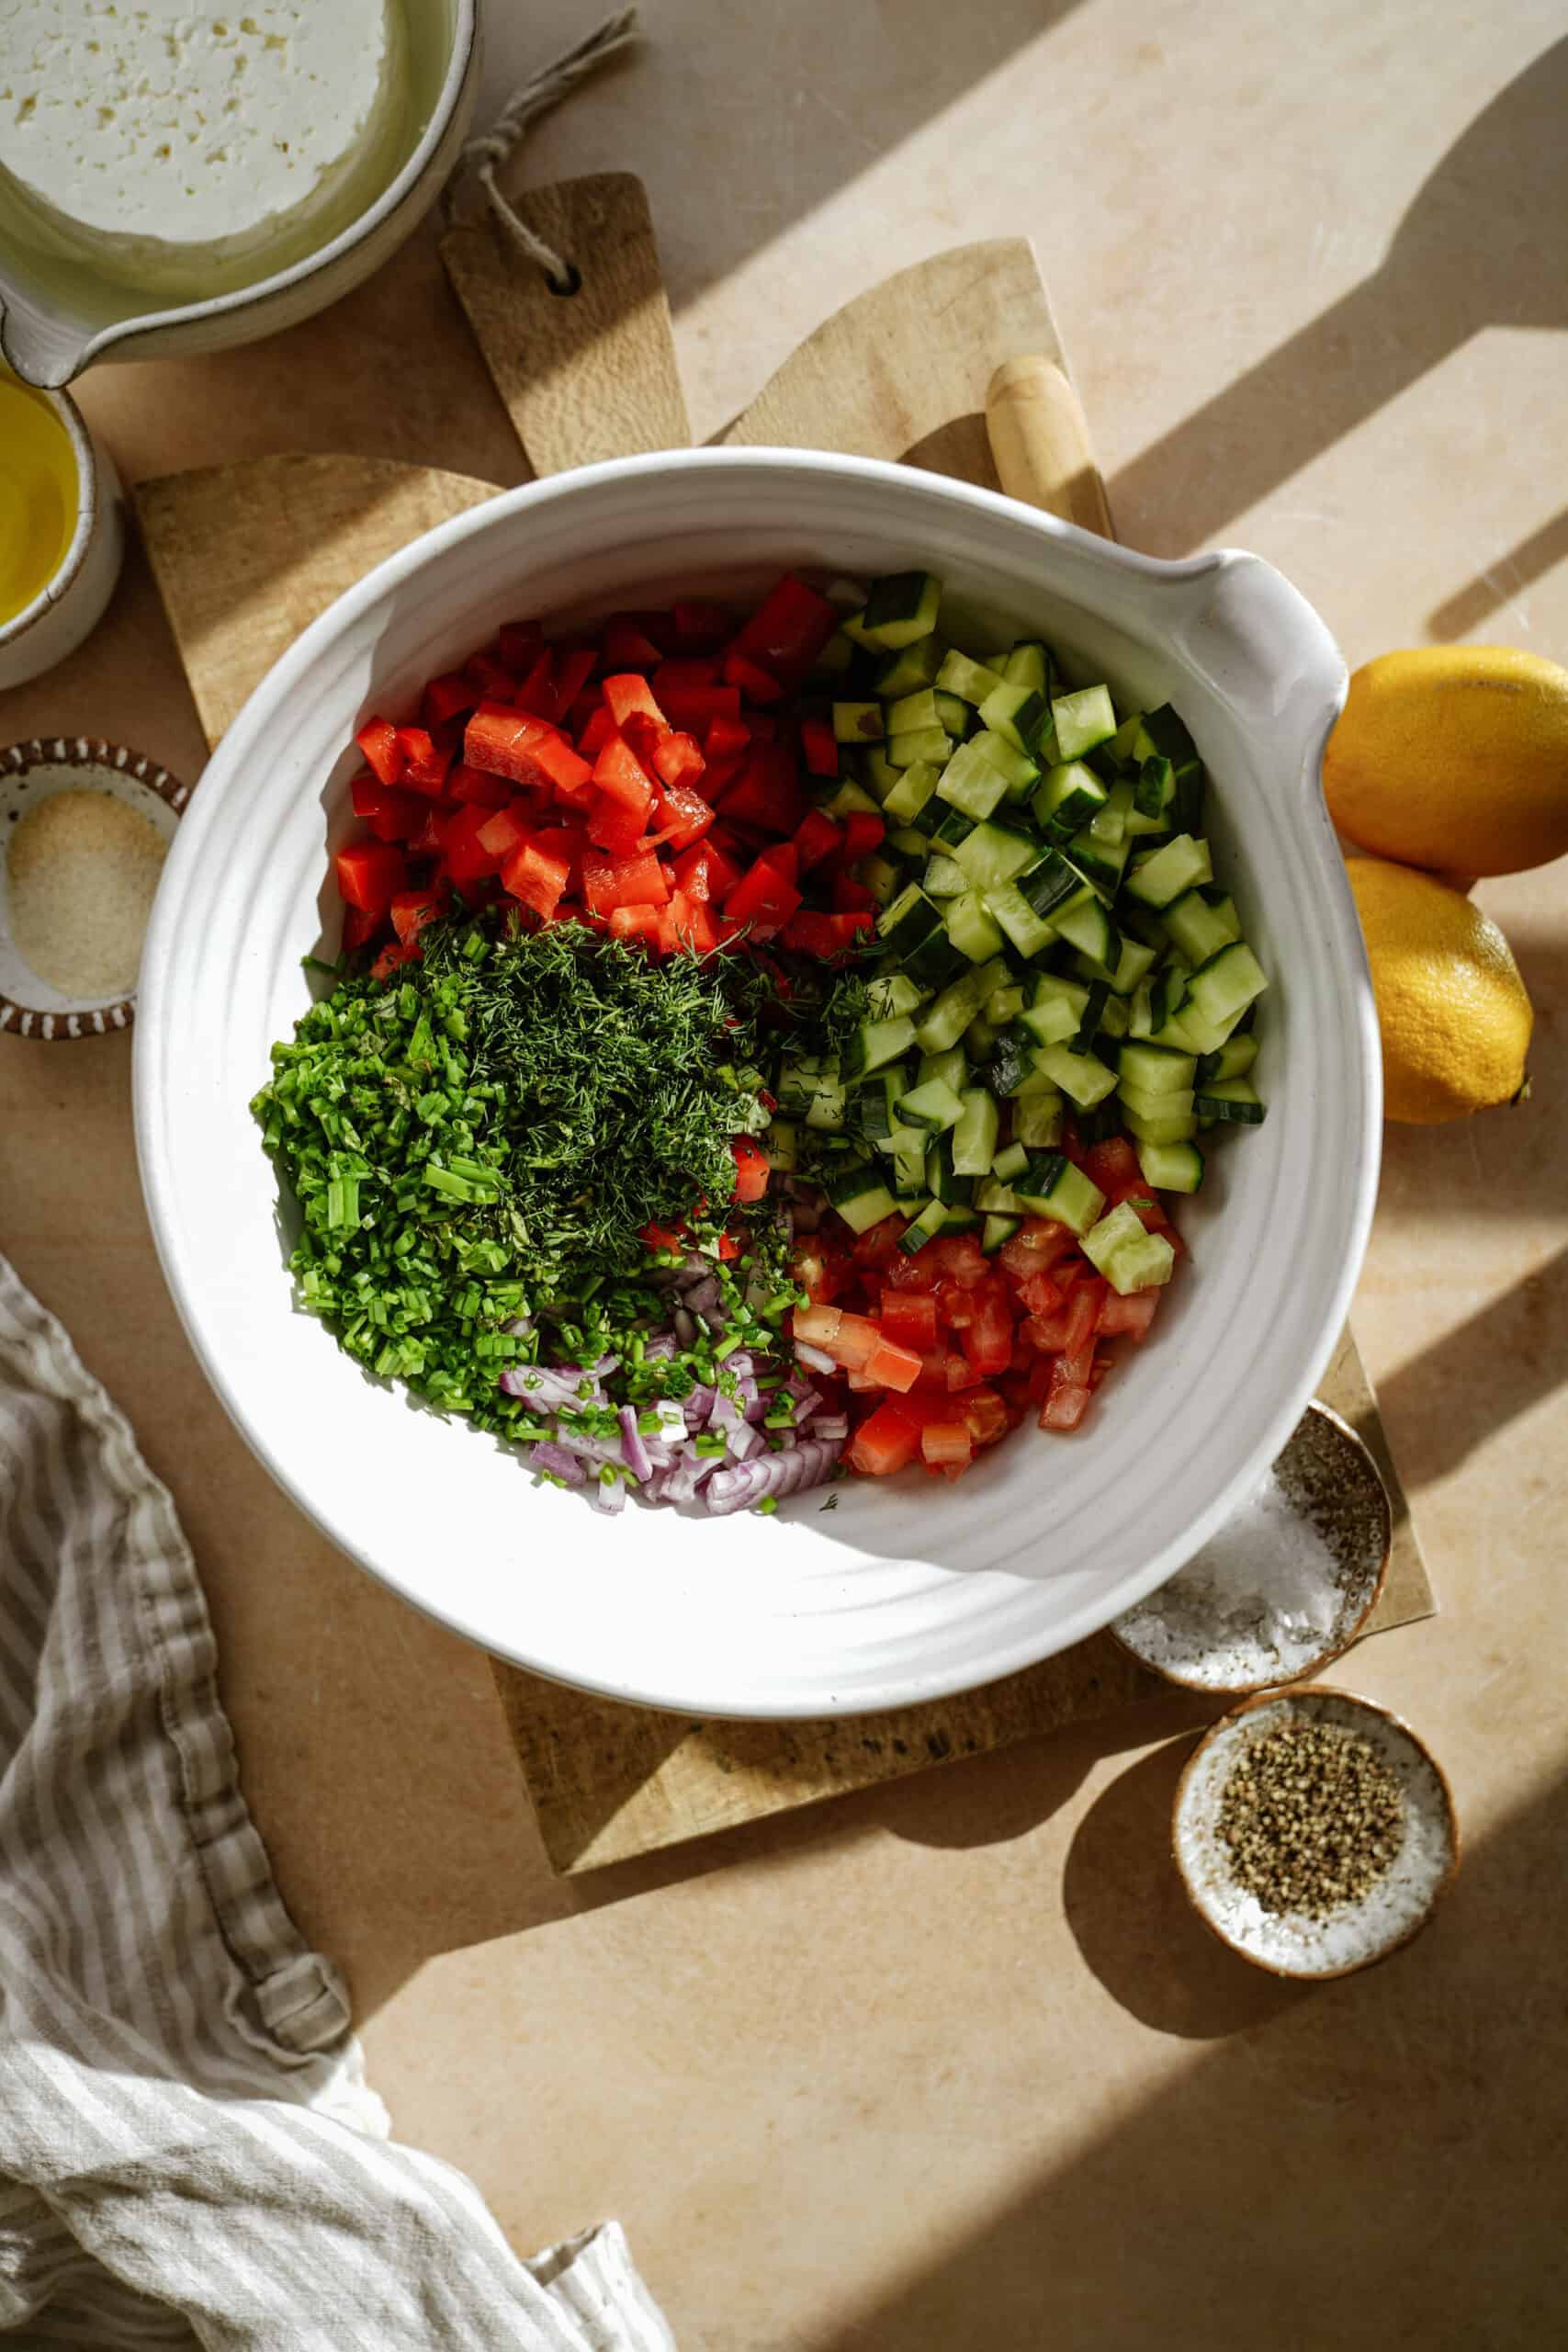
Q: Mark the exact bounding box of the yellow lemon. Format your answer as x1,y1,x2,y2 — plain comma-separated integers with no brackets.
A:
1325,645,1568,877
1347,856,1533,1124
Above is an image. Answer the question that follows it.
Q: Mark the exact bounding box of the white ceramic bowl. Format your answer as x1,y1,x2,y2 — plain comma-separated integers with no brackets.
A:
133,450,1381,1718
0,386,125,688
0,2,478,387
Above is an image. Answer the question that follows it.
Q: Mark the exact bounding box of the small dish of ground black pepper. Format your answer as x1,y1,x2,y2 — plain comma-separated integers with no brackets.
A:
1173,1688,1458,1977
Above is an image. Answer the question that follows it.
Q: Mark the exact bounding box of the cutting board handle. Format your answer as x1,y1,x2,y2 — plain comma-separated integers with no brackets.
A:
986,355,1114,542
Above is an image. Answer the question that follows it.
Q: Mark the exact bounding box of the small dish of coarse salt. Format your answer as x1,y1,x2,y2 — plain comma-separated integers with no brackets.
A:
1111,1402,1392,1694
1172,1686,1458,1977
1,738,187,1040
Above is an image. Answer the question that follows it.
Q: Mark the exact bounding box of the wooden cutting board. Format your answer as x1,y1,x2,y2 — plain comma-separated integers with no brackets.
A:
135,175,1435,1876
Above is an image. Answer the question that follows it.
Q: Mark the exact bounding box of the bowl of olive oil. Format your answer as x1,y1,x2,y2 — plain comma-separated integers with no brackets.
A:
0,372,124,689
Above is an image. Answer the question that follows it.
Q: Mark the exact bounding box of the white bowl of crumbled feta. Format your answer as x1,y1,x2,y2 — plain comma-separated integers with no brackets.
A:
0,1,479,387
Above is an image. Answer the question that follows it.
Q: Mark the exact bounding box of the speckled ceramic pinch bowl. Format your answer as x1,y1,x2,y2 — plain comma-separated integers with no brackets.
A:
1110,1402,1393,1695
0,738,187,1039
1174,1686,1459,1978
0,385,125,690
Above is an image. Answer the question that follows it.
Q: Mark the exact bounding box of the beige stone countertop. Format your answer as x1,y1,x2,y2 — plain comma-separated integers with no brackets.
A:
3,3,1567,2343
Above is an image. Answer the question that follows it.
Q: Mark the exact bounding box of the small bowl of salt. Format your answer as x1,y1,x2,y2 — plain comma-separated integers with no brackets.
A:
1172,1687,1458,1977
1111,1402,1392,1695
1,738,187,1040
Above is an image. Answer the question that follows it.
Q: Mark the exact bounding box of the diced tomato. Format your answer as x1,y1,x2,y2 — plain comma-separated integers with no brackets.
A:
792,1239,849,1306
653,673,740,735
958,1282,1014,1378
848,1399,921,1476
1016,1270,1066,1317
355,716,404,786
960,1388,1010,1449
466,704,570,790
800,716,840,777
389,888,445,945
724,845,802,941
447,761,514,809
341,902,383,953
1084,1136,1142,1197
927,1234,988,1289
423,673,476,729
1039,1363,1091,1431
1097,1286,1162,1340
849,1216,906,1272
730,1136,771,1203
550,647,597,715
501,833,572,922
919,1419,974,1470
731,573,840,681
861,1335,922,1393
509,651,558,718
408,802,447,856
370,939,423,980
998,1218,1080,1282
640,1220,685,1252
581,848,671,917
720,742,804,837
395,726,454,796
792,1303,885,1372
335,840,406,913
794,808,843,871
878,1289,938,1351
839,811,886,862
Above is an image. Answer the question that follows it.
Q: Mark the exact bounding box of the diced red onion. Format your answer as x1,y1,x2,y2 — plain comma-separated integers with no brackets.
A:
725,1421,762,1461
706,1388,743,1434
795,1340,836,1375
673,1307,697,1349
703,1436,843,1516
529,1441,587,1486
790,1392,821,1427
649,1397,688,1447
683,1276,723,1322
810,1411,849,1442
643,1333,678,1363
501,1363,601,1410
660,1454,715,1505
590,1473,626,1515
618,1405,653,1482
683,1384,716,1430
549,1422,627,1466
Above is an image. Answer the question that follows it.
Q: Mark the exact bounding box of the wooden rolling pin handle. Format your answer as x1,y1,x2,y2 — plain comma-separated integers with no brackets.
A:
986,355,1116,544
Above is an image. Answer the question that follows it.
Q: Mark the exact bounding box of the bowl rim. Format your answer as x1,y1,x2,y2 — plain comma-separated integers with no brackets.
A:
132,445,1380,1715
1,735,189,1039
0,387,98,650
1107,1400,1394,1696
0,0,478,381
1170,1683,1460,1978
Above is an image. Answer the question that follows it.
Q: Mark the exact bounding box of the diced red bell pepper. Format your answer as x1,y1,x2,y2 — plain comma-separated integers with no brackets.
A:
720,742,805,838
724,845,802,941
370,939,423,981
581,848,671,917
511,652,558,718
602,673,669,733
590,734,656,852
464,651,517,702
731,572,840,680
651,780,715,851
800,716,840,778
601,617,666,670
703,715,750,762
831,871,879,915
731,1136,771,1203
651,729,705,792
335,840,406,913
495,619,544,674
576,703,618,760
671,599,729,649
394,726,454,797
408,803,447,857
422,673,476,729
355,717,405,787
389,888,446,945
794,808,843,871
446,761,514,809
341,902,383,953
848,1398,922,1477
673,838,742,904
723,648,786,705
840,811,886,862
475,801,536,864
778,909,875,958
658,681,742,735
501,832,573,922
350,776,424,842
608,902,663,944
663,888,720,955
443,804,510,887
466,704,567,788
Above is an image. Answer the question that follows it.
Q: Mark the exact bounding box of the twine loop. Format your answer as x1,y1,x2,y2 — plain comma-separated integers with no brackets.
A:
446,7,639,294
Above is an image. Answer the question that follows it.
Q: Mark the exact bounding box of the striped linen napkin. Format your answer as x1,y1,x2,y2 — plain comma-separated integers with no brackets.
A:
0,1253,674,2350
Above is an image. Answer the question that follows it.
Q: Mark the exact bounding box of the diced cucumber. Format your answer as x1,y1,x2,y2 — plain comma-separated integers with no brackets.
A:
865,972,930,1016
1121,1098,1200,1148
931,805,976,850
1096,994,1131,1040
886,826,933,864
1185,941,1268,1029
840,607,877,650
1051,684,1118,761
861,571,942,649
1106,1227,1177,1293
1012,848,1085,922
778,1059,846,1130
969,730,1041,794
855,1077,896,1142
874,638,945,697
923,853,968,899
1089,776,1134,845
1118,1041,1197,1096
1068,829,1130,895
1013,1152,1105,1237
945,889,1008,964
988,1023,1042,1099
1032,1040,1118,1109
863,746,902,802
982,1212,1023,1255
1129,754,1178,834
952,819,1037,892
936,739,1010,820
887,725,953,770
975,1175,1026,1215
886,687,942,737
890,1126,931,1194
1082,1201,1149,1278
830,1165,900,1233
884,762,944,828
990,1140,1031,1183
1012,1092,1065,1150
1162,888,1237,967
986,980,1027,1025
1194,1078,1266,1125
834,700,884,744
896,1075,965,1132
979,678,1053,754
1136,1138,1204,1193
934,690,971,738
917,1046,966,1093
1076,933,1158,997
1019,983,1084,1048
941,1204,982,1233
985,879,1056,959
766,1117,799,1172
1136,704,1205,830
935,649,1004,705
915,959,1007,1052
923,1137,970,1204
897,1196,949,1254
1004,641,1054,695
964,1014,1000,1061
1198,1032,1259,1084
1125,833,1213,908
1051,888,1121,969
811,629,856,678
1118,1080,1196,1124
862,854,900,907
843,1013,918,1079
952,1087,1001,1176
879,882,942,958
819,775,883,819
1032,760,1108,839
